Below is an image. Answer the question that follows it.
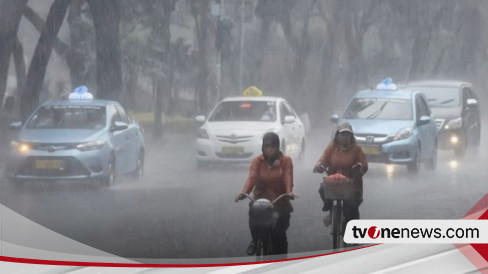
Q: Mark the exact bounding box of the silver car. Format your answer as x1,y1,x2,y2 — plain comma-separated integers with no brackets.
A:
6,99,145,186
330,79,438,173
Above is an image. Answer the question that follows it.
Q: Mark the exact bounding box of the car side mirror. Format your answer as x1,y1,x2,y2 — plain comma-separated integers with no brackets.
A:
329,114,339,123
195,115,206,123
284,115,296,124
9,121,22,130
111,121,128,131
418,116,431,126
467,98,478,106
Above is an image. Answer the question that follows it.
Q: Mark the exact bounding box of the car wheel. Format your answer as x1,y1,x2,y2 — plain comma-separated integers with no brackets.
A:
407,146,420,173
474,126,481,147
103,158,115,186
131,150,144,181
425,142,437,170
470,125,481,147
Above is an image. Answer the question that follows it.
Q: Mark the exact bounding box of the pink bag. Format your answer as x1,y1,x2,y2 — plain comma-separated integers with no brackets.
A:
322,173,354,200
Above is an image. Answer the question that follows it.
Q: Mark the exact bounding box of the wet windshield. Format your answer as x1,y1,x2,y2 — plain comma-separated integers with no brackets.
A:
412,87,460,107
343,98,412,120
26,105,106,129
208,101,277,122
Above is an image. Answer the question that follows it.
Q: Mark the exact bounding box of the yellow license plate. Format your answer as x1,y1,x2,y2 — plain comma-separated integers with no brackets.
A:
35,159,64,169
222,146,244,154
360,146,381,155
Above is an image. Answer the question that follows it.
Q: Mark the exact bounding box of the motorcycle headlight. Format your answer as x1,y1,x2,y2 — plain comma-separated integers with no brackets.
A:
444,117,462,130
197,128,209,139
11,140,30,153
394,128,412,141
76,140,105,151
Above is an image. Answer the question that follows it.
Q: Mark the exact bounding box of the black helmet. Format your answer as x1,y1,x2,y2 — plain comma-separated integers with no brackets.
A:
262,132,280,150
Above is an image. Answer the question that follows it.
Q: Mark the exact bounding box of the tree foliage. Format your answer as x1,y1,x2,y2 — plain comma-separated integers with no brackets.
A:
2,0,488,129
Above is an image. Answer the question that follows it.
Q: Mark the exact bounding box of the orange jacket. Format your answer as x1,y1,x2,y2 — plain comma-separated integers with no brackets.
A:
242,153,293,211
317,143,368,196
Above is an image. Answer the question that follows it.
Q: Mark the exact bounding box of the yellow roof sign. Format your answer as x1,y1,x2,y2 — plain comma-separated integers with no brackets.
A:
242,86,263,97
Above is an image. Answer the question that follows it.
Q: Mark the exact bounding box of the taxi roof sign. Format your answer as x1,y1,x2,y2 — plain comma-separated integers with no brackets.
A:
68,85,94,100
376,77,397,90
242,86,263,97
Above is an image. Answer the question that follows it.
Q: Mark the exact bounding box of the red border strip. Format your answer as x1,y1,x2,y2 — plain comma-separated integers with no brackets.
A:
0,245,378,268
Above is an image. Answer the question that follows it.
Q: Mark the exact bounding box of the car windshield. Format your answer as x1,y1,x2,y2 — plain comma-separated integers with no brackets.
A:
208,101,277,122
343,98,412,120
26,105,106,129
411,86,460,107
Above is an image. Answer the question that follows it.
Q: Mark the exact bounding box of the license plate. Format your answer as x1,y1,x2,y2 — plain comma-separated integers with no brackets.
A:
221,146,244,154
35,159,64,169
360,146,381,155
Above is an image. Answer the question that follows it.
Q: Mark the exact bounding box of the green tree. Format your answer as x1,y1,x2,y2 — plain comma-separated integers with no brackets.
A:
189,0,211,115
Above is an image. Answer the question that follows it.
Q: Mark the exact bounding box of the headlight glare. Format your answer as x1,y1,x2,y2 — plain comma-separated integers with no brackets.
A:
11,140,30,153
445,117,462,129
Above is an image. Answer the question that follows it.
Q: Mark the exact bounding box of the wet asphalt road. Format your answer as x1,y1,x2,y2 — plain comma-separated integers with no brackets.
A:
0,129,486,260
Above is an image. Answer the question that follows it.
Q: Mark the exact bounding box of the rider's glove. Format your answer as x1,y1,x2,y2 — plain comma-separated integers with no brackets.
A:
313,164,325,174
235,193,247,203
351,163,363,179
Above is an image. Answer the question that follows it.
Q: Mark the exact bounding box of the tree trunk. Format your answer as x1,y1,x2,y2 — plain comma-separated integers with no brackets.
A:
152,0,176,139
20,0,72,120
289,0,315,113
23,5,70,57
12,38,25,118
0,0,28,108
89,0,122,101
67,0,92,88
193,0,210,115
154,77,163,138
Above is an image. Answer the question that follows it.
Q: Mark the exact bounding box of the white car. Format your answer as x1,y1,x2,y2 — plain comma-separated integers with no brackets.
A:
195,96,306,166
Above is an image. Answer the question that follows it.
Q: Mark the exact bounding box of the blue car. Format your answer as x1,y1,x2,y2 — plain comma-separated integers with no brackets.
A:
330,79,437,173
6,97,145,186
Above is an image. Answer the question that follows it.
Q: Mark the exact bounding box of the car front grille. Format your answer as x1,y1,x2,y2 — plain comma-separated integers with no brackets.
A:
31,143,78,152
18,156,90,177
215,135,255,144
355,133,391,144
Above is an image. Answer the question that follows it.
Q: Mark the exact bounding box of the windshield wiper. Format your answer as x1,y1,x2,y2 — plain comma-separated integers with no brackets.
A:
366,102,388,119
439,98,455,105
344,102,375,119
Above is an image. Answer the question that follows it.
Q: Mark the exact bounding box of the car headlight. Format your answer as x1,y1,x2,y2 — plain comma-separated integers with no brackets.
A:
11,140,30,153
394,128,412,141
444,117,462,130
76,140,105,151
197,128,209,139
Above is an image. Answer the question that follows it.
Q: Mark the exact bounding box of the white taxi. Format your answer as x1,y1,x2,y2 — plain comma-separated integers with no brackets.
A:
195,87,306,166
